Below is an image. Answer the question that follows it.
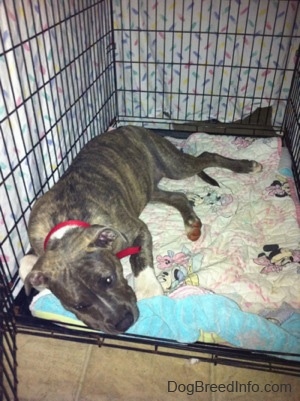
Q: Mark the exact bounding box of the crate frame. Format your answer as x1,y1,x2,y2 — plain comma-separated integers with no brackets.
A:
1,1,300,399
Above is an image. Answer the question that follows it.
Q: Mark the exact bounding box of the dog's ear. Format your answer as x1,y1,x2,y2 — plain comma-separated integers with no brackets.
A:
20,254,53,295
24,270,51,296
19,254,38,284
86,225,127,250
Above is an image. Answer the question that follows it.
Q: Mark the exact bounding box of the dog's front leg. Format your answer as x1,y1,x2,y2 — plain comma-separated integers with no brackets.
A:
129,223,164,300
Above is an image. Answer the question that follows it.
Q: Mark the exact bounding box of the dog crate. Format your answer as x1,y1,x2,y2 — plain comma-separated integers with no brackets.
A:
1,0,300,398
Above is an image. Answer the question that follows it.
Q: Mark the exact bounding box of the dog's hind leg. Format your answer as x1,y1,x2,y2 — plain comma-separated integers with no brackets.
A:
196,152,263,174
195,152,263,186
165,152,263,181
151,135,262,182
151,189,202,241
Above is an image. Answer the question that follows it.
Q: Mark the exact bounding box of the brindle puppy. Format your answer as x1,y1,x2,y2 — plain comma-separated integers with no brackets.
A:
21,126,262,334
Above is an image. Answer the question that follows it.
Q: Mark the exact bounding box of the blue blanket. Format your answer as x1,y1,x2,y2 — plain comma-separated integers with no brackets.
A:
31,291,300,357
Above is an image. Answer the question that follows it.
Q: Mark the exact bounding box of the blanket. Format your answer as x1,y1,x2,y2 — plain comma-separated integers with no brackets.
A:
29,133,300,355
30,289,300,356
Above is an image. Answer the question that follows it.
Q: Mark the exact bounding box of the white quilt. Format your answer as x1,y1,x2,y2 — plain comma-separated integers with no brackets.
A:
122,133,300,316
30,133,300,352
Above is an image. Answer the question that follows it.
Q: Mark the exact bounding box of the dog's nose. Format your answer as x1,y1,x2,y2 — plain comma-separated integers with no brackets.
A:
115,311,134,332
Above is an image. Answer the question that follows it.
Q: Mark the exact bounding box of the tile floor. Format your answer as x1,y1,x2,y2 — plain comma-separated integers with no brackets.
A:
16,334,300,401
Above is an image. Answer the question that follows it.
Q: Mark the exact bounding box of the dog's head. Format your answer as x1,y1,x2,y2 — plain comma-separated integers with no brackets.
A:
24,225,139,334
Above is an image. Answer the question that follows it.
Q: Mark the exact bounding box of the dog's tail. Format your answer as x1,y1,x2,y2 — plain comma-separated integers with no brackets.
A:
198,171,219,187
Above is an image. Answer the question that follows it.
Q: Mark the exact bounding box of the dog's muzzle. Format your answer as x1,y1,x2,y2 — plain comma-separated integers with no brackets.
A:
115,311,135,332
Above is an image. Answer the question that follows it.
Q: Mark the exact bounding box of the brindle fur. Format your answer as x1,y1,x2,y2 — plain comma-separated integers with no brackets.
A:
23,126,262,334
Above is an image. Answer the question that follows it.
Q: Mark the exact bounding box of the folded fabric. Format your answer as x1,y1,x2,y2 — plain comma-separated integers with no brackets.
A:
30,290,300,357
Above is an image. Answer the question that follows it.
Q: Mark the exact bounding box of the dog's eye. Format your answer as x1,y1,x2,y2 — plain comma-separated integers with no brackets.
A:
100,275,114,288
74,303,91,311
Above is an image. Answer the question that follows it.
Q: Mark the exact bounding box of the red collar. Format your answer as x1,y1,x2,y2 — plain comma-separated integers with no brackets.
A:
43,220,141,259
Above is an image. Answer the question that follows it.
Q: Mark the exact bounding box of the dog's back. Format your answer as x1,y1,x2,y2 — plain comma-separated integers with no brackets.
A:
28,126,177,253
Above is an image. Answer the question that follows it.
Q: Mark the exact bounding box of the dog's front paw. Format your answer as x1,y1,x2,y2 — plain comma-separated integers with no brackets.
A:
135,266,164,301
251,160,263,173
186,218,201,241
